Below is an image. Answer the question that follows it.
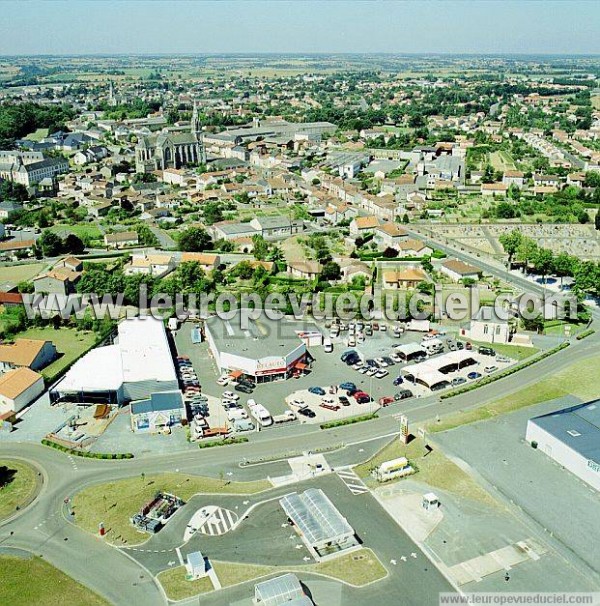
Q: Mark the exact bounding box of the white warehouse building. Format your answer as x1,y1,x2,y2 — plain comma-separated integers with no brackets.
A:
51,317,178,404
526,400,600,492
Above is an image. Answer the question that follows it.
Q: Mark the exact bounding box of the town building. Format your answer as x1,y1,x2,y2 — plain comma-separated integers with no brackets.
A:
135,103,206,173
130,391,185,433
461,307,512,344
51,317,178,404
204,313,315,384
254,574,313,606
382,268,427,289
440,259,481,282
104,231,139,249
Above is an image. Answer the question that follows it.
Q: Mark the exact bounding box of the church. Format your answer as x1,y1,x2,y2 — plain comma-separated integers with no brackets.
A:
135,102,206,173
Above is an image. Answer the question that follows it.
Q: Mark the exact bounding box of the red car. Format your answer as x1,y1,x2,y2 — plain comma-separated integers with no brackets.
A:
378,396,394,407
354,391,371,404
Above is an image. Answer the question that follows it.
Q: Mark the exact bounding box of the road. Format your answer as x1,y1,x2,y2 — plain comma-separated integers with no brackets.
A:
1,238,598,605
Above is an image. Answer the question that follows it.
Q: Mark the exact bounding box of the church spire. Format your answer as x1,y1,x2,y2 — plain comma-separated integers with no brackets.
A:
191,100,200,140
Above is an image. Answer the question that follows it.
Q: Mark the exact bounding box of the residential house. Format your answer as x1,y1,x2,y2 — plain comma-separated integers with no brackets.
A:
124,253,175,278
55,257,83,272
566,172,586,187
0,292,23,311
397,239,432,258
502,170,525,188
349,216,380,236
249,216,305,238
382,268,427,289
33,268,82,295
104,231,139,249
0,367,45,416
288,260,322,280
373,223,408,249
481,183,508,197
0,338,57,373
0,200,24,220
87,201,113,218
440,259,481,282
0,239,35,260
180,253,221,273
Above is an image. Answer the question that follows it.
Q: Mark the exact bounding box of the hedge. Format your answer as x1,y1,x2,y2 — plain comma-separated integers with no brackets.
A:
320,413,378,430
240,443,344,466
41,438,134,459
197,436,248,449
576,329,595,341
440,341,571,400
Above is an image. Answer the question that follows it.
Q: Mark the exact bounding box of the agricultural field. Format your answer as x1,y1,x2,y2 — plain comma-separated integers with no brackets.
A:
489,150,517,172
0,262,47,284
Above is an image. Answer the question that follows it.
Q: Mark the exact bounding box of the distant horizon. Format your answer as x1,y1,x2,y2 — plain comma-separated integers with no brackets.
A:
0,1,598,56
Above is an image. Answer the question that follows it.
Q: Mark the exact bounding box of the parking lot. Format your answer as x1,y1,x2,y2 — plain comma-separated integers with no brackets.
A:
174,320,516,426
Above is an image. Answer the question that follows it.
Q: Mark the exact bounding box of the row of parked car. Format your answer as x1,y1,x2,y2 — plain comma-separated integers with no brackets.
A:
176,356,209,418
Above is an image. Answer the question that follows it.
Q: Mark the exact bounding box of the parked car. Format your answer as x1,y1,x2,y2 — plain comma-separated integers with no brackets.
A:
297,407,316,418
340,350,357,362
354,391,371,403
340,382,356,391
358,366,369,374
451,377,467,386
321,397,336,405
393,376,404,386
375,357,388,367
382,356,395,366
352,362,363,370
378,396,394,406
394,389,413,400
484,365,498,374
467,371,482,380
339,396,350,406
390,353,402,364
465,342,472,351
365,359,377,367
289,398,305,407
216,375,230,386
308,386,326,396
479,346,496,356
235,384,253,394
496,355,510,363
456,341,464,350
365,325,373,336
366,367,378,377
375,369,389,379
222,391,239,401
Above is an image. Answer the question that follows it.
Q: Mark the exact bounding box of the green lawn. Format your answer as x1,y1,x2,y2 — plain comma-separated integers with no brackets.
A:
0,262,47,284
25,128,49,142
15,327,97,382
49,224,103,244
0,459,39,522
0,555,109,606
72,473,271,545
354,437,497,507
429,354,600,434
158,567,214,601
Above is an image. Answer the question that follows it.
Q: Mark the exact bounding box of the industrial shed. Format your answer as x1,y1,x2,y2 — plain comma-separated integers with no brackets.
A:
526,400,600,492
51,317,178,404
280,488,357,558
254,574,312,606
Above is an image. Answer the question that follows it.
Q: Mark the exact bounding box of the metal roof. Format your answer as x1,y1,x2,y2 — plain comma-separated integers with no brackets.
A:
255,573,310,606
530,400,600,464
279,489,354,546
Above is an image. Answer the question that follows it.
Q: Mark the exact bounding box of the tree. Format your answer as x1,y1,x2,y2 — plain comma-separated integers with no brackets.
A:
596,211,600,231
321,261,341,281
64,234,85,255
37,230,63,257
402,213,410,224
202,202,224,225
136,224,159,247
532,248,554,283
577,210,590,224
252,235,269,261
499,229,522,264
382,247,398,258
495,202,516,219
177,227,212,252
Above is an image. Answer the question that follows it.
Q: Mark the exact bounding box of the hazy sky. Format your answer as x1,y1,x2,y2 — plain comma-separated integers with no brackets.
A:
0,1,598,55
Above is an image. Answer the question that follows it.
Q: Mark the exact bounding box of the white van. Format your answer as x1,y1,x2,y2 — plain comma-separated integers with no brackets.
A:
323,338,333,353
423,338,444,355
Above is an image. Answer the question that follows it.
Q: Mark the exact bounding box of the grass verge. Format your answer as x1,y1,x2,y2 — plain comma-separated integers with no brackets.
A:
320,413,378,430
0,555,109,606
457,338,539,361
72,473,271,545
157,549,386,601
0,459,39,522
354,437,497,507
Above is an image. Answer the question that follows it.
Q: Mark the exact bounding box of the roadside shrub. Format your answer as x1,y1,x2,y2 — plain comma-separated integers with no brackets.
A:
320,413,378,430
41,438,134,459
197,436,248,449
576,329,595,341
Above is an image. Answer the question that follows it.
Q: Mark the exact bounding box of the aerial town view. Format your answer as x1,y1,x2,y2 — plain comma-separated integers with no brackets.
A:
0,1,599,606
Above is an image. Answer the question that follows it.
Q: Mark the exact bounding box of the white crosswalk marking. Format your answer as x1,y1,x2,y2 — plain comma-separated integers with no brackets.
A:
198,507,238,536
336,469,370,495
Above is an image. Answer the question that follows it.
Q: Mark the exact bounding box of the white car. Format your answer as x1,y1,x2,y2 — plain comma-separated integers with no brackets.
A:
379,324,387,331
375,357,388,367
484,365,498,374
358,366,369,374
366,367,378,377
216,376,230,386
289,399,305,408
390,352,402,364
352,362,363,370
347,338,356,347
375,369,389,378
321,397,336,405
222,391,239,401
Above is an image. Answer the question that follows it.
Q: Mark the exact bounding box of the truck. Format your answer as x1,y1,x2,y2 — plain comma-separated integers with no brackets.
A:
247,399,273,427
272,410,297,424
232,418,255,432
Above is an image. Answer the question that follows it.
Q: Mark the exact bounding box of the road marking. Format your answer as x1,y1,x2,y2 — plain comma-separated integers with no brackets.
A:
336,469,370,495
198,507,238,536
176,547,184,565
